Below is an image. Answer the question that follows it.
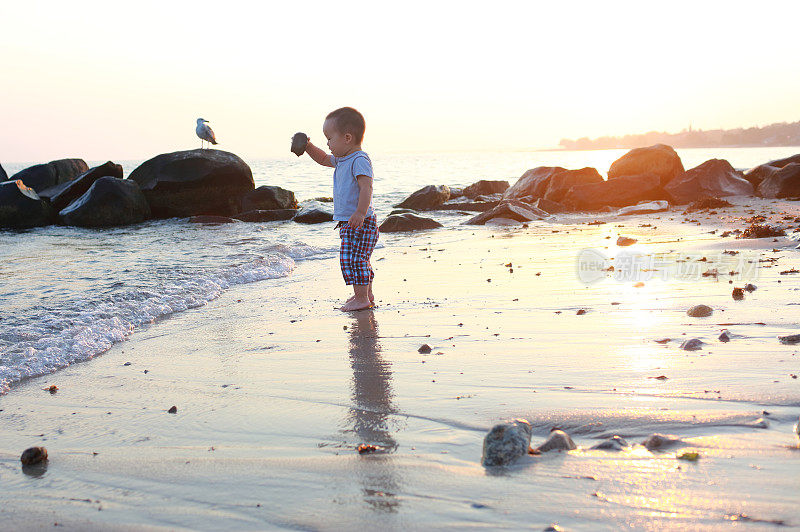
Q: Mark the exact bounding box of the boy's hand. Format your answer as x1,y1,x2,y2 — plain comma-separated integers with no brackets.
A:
348,211,365,230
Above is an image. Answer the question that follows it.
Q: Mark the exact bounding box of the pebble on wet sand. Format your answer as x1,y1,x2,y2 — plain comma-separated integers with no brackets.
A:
680,338,704,351
418,344,432,354
778,334,800,345
687,304,713,317
642,433,681,450
719,330,731,342
744,283,757,292
590,435,628,451
20,446,48,465
481,419,532,467
535,429,577,453
167,406,177,414
732,288,745,301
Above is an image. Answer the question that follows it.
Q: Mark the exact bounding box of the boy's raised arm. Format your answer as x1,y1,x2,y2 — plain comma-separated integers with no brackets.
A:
305,141,335,167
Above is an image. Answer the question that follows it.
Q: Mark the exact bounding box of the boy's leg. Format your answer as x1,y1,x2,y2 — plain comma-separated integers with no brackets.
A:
340,216,378,311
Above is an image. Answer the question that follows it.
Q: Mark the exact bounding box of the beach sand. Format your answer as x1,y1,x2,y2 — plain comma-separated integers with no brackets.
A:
1,198,799,530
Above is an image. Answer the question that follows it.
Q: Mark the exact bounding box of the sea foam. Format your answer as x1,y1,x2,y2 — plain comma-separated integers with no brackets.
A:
0,253,295,394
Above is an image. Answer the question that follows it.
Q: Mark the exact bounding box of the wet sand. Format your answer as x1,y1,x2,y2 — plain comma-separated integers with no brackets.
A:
1,197,799,530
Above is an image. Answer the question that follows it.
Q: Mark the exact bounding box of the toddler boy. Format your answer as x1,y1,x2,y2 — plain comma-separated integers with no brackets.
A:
303,107,378,311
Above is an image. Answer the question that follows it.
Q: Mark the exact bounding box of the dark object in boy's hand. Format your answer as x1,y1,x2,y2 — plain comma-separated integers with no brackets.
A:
291,132,309,156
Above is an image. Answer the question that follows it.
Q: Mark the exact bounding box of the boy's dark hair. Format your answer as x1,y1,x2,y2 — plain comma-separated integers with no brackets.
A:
326,107,366,143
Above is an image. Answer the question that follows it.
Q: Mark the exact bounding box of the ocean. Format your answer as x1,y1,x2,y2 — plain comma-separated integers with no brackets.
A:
1,146,798,394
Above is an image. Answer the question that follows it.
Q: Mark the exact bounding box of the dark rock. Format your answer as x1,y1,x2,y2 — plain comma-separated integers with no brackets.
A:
608,144,684,186
743,164,780,189
680,338,704,351
20,446,48,465
0,180,53,229
756,163,800,199
10,159,89,192
503,166,566,200
531,197,568,214
590,435,628,451
313,196,333,202
765,153,800,168
465,200,549,225
778,334,800,345
664,159,753,204
291,132,308,156
744,283,757,292
418,344,432,354
462,180,509,199
241,185,298,212
293,207,333,224
233,209,297,222
437,200,500,212
641,433,681,450
395,185,450,210
732,288,744,301
0,162,7,181
58,177,151,227
482,419,532,466
687,304,713,317
719,330,731,342
167,405,178,414
544,168,603,204
379,213,443,232
189,215,237,224
40,161,124,213
448,187,464,198
567,173,662,210
535,429,576,452
127,149,254,218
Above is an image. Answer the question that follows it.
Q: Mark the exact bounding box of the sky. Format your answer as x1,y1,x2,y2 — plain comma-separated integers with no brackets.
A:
2,0,799,163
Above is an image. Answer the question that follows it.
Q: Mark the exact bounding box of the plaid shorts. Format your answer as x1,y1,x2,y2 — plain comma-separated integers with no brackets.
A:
339,214,379,285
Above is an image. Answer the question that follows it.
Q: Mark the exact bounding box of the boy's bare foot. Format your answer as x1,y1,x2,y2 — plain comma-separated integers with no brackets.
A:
341,298,372,311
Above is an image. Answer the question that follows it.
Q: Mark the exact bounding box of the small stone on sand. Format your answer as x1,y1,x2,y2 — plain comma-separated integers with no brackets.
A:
535,429,577,453
418,344,432,354
642,433,681,450
719,330,731,342
481,419,532,467
20,446,48,465
616,236,637,246
687,304,713,317
680,338,704,351
778,334,800,345
590,435,628,451
732,288,745,301
167,406,177,414
744,283,757,292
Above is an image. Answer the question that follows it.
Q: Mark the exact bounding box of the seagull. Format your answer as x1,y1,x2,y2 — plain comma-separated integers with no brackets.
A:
196,118,218,149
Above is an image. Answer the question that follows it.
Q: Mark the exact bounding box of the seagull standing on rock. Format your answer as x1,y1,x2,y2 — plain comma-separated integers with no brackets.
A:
196,118,218,149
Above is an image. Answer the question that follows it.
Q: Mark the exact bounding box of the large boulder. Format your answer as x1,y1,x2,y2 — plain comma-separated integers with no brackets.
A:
567,173,663,210
462,180,509,199
502,166,566,200
757,163,800,198
664,159,754,204
743,164,780,189
40,161,123,213
465,200,549,225
10,159,89,192
58,177,151,227
127,149,253,218
543,167,604,203
766,153,800,168
531,197,568,214
379,213,443,232
608,144,684,186
241,185,298,212
0,180,53,229
395,185,450,210
0,162,7,181
234,209,298,222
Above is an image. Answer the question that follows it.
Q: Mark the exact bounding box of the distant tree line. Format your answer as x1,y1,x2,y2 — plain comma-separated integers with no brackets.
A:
559,120,800,150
